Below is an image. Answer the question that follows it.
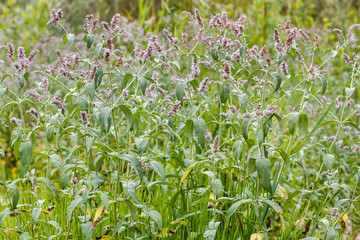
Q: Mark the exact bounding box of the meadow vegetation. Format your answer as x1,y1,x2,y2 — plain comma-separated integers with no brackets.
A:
0,1,360,239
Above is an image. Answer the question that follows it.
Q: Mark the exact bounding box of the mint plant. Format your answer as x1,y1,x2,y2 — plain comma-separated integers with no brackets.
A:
0,8,359,240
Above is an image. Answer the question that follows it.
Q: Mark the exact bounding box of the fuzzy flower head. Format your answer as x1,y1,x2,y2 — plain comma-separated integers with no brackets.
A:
48,9,63,25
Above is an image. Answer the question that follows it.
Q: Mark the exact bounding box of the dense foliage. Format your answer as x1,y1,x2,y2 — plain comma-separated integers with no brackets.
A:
0,6,360,240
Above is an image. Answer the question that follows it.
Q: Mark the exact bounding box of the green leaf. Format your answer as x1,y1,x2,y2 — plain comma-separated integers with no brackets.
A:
262,199,283,213
226,199,253,221
94,68,104,89
67,197,83,218
139,77,147,95
86,34,94,49
298,114,308,136
135,137,149,155
0,208,11,227
255,129,264,146
119,154,144,180
32,208,42,224
67,33,75,46
292,99,335,159
17,74,25,88
150,160,166,182
194,118,206,148
86,83,95,101
46,126,54,142
99,107,112,133
62,34,67,44
288,112,299,135
185,119,194,141
37,177,60,202
319,75,327,95
220,84,230,103
256,158,271,192
270,72,282,92
0,149,4,158
326,227,337,240
212,179,222,197
19,141,33,177
176,81,187,101
345,87,355,97
0,85,7,98
146,210,162,229
239,93,247,111
233,140,243,162
81,222,93,240
95,42,103,58
242,117,253,140
277,52,286,64
7,183,19,209
322,153,335,170
301,238,319,240
100,192,109,210
19,232,31,240
116,104,133,131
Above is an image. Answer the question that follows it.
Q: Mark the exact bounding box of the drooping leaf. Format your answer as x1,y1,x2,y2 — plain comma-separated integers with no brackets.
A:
180,163,198,185
150,161,166,182
226,199,253,221
119,154,143,180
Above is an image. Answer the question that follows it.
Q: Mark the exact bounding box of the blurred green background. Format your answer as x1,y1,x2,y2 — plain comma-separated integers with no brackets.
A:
0,0,359,48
